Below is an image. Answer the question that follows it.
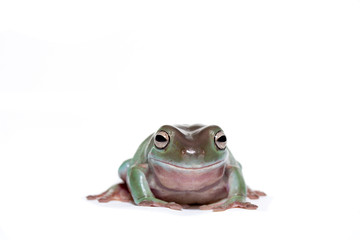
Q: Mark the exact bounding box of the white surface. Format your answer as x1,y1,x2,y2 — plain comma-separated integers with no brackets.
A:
1,1,360,239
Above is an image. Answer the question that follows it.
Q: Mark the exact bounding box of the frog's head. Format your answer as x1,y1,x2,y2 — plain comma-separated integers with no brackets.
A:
148,124,229,191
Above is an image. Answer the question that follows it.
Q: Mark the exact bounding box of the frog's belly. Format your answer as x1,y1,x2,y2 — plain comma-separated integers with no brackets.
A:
149,175,228,204
148,158,227,191
147,159,229,204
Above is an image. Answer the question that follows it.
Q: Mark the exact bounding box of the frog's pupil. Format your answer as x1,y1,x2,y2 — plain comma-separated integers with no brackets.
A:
218,136,227,142
156,135,167,142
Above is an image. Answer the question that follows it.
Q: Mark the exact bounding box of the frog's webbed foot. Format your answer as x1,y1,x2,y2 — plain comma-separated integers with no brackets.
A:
247,187,266,200
87,183,132,203
138,197,182,211
199,195,258,212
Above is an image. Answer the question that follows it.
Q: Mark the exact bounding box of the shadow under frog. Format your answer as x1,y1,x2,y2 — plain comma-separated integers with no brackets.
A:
87,124,265,211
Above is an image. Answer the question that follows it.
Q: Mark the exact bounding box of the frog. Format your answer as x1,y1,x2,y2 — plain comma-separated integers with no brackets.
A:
87,124,265,211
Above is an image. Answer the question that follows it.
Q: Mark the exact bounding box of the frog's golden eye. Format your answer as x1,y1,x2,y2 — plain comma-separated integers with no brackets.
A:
214,131,227,150
154,131,170,149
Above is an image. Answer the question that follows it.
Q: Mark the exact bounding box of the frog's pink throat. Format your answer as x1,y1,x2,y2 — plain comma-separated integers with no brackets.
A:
148,158,226,191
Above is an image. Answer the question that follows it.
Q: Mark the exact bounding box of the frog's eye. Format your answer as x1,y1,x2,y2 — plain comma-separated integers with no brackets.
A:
154,131,170,149
214,131,227,150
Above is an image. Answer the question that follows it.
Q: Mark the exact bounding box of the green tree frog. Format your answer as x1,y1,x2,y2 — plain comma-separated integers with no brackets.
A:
87,124,265,211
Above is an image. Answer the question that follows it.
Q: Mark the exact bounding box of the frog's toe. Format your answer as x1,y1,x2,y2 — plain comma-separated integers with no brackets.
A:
138,200,161,207
166,202,182,210
87,194,102,200
200,195,258,211
199,199,227,210
98,196,112,203
213,201,258,212
247,187,266,199
254,190,266,196
247,193,260,199
138,198,182,210
87,192,107,200
87,183,132,203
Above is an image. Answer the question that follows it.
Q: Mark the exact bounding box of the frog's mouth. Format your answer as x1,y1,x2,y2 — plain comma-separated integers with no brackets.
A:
149,158,225,170
148,158,226,191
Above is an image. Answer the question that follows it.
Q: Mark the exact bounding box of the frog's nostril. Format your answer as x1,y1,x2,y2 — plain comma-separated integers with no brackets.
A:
186,149,196,155
181,148,205,158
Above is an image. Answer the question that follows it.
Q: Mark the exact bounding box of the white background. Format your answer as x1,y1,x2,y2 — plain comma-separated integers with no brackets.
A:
1,0,360,239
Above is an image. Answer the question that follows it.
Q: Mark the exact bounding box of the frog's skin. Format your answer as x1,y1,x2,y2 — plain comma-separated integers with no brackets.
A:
87,124,265,211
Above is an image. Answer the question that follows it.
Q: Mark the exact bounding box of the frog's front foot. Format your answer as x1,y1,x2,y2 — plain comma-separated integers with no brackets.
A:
247,187,266,200
199,195,258,212
87,183,132,203
137,197,182,211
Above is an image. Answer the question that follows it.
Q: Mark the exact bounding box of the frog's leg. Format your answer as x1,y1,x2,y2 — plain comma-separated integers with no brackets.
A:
118,158,131,182
200,166,258,211
127,165,182,210
86,159,132,203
